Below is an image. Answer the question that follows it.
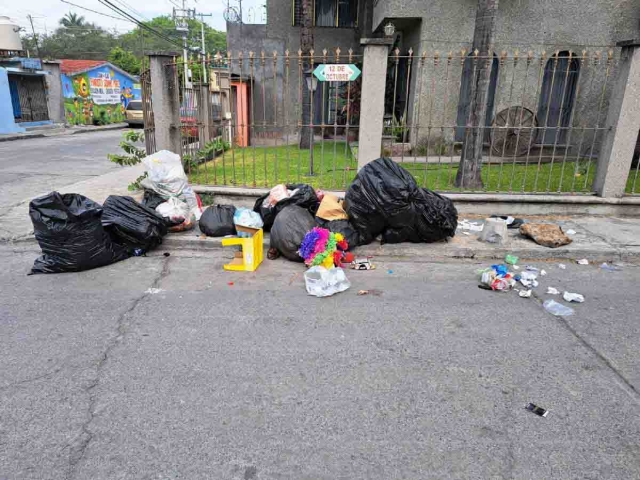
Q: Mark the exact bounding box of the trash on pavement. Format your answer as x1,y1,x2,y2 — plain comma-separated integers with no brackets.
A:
262,184,293,208
304,266,351,297
600,262,622,272
479,265,516,291
577,258,589,265
505,254,519,265
156,197,195,232
101,195,168,253
270,206,315,261
547,287,560,295
299,227,349,268
254,184,319,231
512,265,520,270
140,150,202,220
525,403,549,417
141,189,166,209
490,215,525,229
233,208,264,237
145,288,163,294
519,289,532,298
358,289,383,296
222,225,264,272
29,192,130,274
563,291,585,303
543,299,574,316
521,271,537,281
525,266,539,272
316,193,349,221
566,229,576,235
345,157,457,245
199,205,237,237
351,258,375,270
479,217,508,244
519,223,572,248
540,269,547,276
558,263,567,269
459,219,484,232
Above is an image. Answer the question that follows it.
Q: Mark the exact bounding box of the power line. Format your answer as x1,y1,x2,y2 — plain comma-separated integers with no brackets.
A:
59,0,134,23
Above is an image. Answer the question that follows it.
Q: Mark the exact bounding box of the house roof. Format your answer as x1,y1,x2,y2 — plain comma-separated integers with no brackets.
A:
60,59,107,75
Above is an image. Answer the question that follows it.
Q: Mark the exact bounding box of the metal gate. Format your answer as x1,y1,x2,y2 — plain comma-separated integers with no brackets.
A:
140,69,156,155
8,74,49,123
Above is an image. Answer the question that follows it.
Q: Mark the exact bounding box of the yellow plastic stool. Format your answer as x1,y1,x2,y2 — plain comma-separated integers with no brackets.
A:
222,226,264,272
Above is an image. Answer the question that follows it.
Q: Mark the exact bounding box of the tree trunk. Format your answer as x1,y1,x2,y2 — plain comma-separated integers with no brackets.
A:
455,0,499,189
299,0,314,150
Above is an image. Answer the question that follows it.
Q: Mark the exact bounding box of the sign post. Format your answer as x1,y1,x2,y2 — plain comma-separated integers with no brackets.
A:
313,64,361,82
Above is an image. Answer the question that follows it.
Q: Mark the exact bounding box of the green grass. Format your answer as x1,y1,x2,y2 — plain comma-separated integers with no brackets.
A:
187,143,640,194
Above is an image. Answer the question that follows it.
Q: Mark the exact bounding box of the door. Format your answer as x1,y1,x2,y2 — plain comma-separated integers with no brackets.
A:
8,77,21,119
10,74,49,123
536,52,580,145
455,54,499,142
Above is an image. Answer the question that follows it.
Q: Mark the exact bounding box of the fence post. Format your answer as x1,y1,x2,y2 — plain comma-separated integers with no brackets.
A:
199,83,212,144
358,38,393,170
148,52,181,154
594,41,640,197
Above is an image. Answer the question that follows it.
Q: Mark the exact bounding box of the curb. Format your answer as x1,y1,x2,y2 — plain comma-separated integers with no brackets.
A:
0,124,127,143
0,133,46,143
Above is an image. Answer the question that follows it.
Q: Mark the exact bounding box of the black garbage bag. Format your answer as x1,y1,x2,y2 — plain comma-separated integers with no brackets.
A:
270,205,316,261
29,192,129,274
102,195,168,252
141,189,166,210
345,157,457,245
199,205,237,237
315,218,359,249
254,184,319,231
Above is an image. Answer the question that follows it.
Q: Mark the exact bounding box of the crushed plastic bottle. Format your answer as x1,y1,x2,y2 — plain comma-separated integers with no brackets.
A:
543,299,574,317
563,291,585,303
304,266,351,297
577,259,589,265
547,287,560,295
519,289,532,298
505,254,519,265
600,262,622,272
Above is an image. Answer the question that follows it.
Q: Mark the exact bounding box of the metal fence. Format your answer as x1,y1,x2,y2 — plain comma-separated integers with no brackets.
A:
383,48,619,194
141,47,640,195
140,69,156,154
162,50,362,190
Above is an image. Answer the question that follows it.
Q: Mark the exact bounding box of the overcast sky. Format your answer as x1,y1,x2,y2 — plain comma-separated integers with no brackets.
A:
1,0,264,34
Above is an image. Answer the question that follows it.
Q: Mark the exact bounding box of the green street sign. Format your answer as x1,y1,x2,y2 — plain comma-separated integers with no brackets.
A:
313,64,361,82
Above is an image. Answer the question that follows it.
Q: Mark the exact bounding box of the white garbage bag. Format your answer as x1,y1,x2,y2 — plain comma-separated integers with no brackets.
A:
304,266,351,297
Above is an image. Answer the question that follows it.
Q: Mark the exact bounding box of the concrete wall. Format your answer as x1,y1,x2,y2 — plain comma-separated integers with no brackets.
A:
42,62,64,124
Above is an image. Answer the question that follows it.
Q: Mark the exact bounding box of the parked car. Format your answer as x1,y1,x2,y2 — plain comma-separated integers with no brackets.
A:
125,100,144,127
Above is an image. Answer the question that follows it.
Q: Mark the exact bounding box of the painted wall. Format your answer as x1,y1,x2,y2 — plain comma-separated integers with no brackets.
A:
0,68,26,134
62,64,141,126
42,62,64,123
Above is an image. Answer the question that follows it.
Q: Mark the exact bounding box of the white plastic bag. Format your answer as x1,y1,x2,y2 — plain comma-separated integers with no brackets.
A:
543,299,574,317
233,207,264,237
141,150,188,198
304,266,351,297
156,197,190,222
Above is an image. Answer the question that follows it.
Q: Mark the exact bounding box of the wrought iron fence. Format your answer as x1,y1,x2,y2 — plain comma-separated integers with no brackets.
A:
142,47,637,195
165,50,362,190
628,132,640,195
383,48,619,194
140,69,156,155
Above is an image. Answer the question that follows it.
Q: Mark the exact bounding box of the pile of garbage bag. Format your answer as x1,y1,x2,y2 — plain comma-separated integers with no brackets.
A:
29,192,167,274
254,183,319,231
345,157,458,245
199,205,236,237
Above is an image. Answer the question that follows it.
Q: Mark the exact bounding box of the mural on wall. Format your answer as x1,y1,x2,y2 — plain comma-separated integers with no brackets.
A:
62,64,140,126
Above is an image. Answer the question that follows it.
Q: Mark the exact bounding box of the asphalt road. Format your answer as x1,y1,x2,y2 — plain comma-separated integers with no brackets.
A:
0,131,124,207
2,247,639,479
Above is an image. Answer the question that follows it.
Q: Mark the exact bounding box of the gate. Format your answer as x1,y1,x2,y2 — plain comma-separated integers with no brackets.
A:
8,74,49,123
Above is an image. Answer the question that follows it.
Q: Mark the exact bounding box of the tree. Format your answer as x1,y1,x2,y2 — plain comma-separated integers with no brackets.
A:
455,0,499,189
299,0,314,151
108,47,141,75
61,12,85,28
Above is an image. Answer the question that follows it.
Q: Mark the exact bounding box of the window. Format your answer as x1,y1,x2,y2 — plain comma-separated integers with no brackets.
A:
293,0,357,27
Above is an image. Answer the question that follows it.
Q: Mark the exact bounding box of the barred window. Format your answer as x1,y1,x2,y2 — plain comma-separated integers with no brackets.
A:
293,0,357,27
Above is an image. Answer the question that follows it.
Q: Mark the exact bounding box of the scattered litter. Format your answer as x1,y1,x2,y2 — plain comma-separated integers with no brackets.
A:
547,287,560,295
357,289,383,296
145,288,163,294
525,403,549,417
388,269,394,274
600,262,622,272
163,252,170,257
490,215,525,229
133,249,144,257
563,291,585,303
513,265,520,270
558,263,566,269
520,223,572,248
492,264,509,276
577,259,589,265
566,229,576,235
351,258,376,270
525,266,539,272
304,266,351,297
505,254,519,265
233,208,264,236
543,299,574,316
540,269,547,276
479,218,508,245
519,289,532,298
228,281,234,286
462,231,471,236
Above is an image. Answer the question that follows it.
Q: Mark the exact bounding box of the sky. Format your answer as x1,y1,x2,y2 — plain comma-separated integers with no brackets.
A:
1,0,265,34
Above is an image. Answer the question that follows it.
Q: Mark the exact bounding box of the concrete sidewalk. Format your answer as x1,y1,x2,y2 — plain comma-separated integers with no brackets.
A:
0,123,128,143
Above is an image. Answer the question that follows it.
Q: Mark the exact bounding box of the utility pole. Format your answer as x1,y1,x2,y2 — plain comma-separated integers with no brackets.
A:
197,12,212,83
27,15,41,60
173,2,195,88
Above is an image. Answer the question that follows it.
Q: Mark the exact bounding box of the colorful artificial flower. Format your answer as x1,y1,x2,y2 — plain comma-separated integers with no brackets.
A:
298,227,349,267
